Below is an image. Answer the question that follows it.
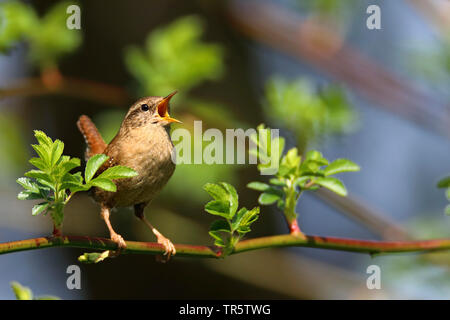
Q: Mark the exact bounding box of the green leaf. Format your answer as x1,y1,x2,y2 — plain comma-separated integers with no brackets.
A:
16,177,40,193
445,204,450,216
231,207,248,231
221,182,238,217
78,250,112,264
237,207,260,234
58,157,81,175
10,282,33,300
85,154,108,183
203,183,229,202
324,158,360,176
97,165,138,180
437,176,450,189
17,190,43,200
304,150,328,166
29,157,47,170
25,170,53,184
203,182,239,218
34,130,53,148
204,200,230,219
50,139,64,167
258,192,281,205
208,220,231,247
315,177,347,196
247,182,270,191
90,178,117,192
32,202,49,216
269,178,286,186
210,219,231,233
31,144,50,167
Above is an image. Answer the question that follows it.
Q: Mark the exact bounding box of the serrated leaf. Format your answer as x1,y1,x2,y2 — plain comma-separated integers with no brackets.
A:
32,202,49,216
204,200,230,219
247,181,270,191
437,176,450,189
97,165,138,180
50,139,64,167
25,170,53,183
29,157,47,170
258,192,281,205
203,183,229,202
315,177,347,196
31,144,50,167
221,182,238,217
17,190,43,200
34,130,52,148
324,158,360,176
59,157,80,175
85,154,108,183
90,178,117,192
231,207,248,231
237,207,260,234
16,177,40,193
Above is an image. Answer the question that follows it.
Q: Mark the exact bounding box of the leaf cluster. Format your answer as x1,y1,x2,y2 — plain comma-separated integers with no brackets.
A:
17,131,137,228
264,77,356,150
124,15,224,97
248,124,359,220
203,182,260,256
0,1,81,68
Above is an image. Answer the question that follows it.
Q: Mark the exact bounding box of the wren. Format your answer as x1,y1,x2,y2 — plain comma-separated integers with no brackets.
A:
77,91,180,259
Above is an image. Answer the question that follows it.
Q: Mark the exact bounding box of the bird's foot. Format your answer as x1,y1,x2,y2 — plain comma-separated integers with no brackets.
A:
154,230,176,262
110,232,127,253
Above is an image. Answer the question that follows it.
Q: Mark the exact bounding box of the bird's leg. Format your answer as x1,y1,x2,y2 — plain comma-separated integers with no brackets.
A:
134,203,176,260
101,205,126,250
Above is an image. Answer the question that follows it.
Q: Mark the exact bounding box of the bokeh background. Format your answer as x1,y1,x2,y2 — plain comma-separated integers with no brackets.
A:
0,0,450,299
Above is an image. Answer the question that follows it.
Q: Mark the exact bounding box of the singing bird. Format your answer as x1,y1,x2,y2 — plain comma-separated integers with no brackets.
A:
77,92,180,259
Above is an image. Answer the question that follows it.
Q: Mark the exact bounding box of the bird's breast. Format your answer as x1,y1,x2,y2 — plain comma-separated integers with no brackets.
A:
100,126,176,207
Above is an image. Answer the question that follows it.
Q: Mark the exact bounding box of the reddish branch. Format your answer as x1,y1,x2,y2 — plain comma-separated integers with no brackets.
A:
1,234,449,258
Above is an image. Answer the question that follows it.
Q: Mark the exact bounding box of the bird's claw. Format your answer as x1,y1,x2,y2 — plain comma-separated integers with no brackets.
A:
156,235,176,262
111,233,127,250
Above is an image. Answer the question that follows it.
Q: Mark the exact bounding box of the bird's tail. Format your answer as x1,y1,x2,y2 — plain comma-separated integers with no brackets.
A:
77,115,107,159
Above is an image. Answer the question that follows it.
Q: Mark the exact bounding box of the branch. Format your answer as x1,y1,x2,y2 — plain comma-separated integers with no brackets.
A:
0,76,129,107
1,234,450,258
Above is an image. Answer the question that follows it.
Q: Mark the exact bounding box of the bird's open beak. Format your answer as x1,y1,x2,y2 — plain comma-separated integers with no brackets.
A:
157,91,181,123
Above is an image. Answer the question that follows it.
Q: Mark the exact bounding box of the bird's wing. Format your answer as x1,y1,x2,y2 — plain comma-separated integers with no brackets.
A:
77,115,107,160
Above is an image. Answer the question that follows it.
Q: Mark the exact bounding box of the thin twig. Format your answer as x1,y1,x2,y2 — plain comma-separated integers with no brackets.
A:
0,77,129,106
1,234,449,258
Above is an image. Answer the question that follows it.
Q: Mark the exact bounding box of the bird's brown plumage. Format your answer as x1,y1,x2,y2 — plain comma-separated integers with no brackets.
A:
76,93,179,258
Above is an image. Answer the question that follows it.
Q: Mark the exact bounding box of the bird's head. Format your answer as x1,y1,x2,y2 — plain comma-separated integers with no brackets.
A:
123,91,181,129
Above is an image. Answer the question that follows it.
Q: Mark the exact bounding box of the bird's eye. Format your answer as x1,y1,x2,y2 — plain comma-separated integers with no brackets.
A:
141,104,149,111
